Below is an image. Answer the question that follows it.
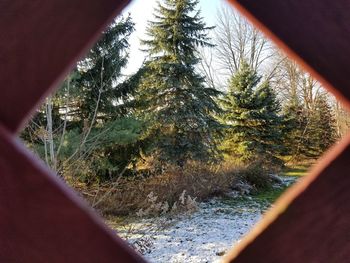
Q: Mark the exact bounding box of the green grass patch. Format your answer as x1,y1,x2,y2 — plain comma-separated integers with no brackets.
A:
220,186,287,213
252,163,312,207
253,186,286,204
282,164,310,177
223,166,306,210
253,163,311,205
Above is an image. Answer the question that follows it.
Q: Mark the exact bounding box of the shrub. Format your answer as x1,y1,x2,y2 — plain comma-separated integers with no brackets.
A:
239,161,274,191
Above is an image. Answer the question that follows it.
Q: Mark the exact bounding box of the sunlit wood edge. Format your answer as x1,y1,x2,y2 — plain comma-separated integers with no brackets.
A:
223,131,350,262
225,0,350,113
223,0,350,261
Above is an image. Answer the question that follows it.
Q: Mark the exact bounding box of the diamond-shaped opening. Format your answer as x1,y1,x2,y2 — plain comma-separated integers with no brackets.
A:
19,0,350,262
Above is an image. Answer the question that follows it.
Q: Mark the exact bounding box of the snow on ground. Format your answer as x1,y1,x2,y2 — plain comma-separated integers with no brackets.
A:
143,200,262,263
109,176,298,263
110,198,264,262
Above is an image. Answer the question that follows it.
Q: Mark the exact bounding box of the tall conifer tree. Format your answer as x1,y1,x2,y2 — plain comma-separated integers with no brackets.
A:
220,61,284,166
75,15,136,122
70,16,147,180
307,95,337,156
50,16,144,181
282,96,309,159
138,0,222,165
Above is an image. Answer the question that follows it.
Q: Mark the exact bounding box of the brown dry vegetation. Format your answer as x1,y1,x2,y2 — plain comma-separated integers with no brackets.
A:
75,161,272,216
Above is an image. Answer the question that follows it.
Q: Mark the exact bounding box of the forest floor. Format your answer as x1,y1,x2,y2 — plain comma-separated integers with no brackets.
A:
106,165,309,263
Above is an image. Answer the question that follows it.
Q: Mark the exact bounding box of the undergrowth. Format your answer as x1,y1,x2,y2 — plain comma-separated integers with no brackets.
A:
78,160,275,216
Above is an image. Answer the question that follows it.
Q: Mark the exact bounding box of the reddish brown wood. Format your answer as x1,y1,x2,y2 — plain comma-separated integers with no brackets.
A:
227,0,350,110
224,1,350,262
2,0,350,262
0,0,130,133
225,134,350,262
0,124,146,262
0,0,148,262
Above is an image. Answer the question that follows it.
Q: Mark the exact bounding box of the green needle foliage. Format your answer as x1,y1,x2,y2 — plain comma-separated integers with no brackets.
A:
74,15,137,122
138,0,222,166
21,3,341,190
307,95,337,156
23,16,147,182
220,61,284,167
283,100,308,158
283,94,337,159
67,16,146,180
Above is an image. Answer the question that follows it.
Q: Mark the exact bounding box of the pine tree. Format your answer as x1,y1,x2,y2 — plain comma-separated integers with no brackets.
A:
138,0,222,166
220,61,284,166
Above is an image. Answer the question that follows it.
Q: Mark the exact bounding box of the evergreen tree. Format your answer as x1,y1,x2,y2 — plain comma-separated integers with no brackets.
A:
282,96,309,159
307,95,337,156
68,15,147,180
138,0,222,166
220,61,284,166
282,93,337,160
22,16,147,182
74,15,137,122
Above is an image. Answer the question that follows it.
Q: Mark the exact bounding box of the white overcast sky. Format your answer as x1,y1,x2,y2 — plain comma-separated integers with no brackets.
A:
120,0,232,75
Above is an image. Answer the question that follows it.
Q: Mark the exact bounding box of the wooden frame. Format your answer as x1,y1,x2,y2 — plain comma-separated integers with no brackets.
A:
0,0,349,262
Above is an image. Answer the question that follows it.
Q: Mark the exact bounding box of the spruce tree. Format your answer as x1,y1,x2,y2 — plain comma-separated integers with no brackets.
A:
307,95,337,156
69,16,148,180
34,16,145,181
22,16,151,182
282,96,309,159
74,15,137,122
220,61,284,166
138,0,222,166
283,93,337,160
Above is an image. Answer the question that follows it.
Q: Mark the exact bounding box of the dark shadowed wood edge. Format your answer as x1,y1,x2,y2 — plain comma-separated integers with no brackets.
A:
0,0,131,133
0,124,147,262
224,0,350,262
0,0,149,262
224,133,350,262
3,0,350,262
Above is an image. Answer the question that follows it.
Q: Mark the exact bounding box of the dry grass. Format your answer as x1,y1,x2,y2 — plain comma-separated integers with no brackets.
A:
78,161,244,216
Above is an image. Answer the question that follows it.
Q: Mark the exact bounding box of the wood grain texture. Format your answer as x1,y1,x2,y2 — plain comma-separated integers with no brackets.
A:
0,124,147,262
225,134,350,262
0,0,148,262
0,0,130,133
224,0,350,262
3,0,350,262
